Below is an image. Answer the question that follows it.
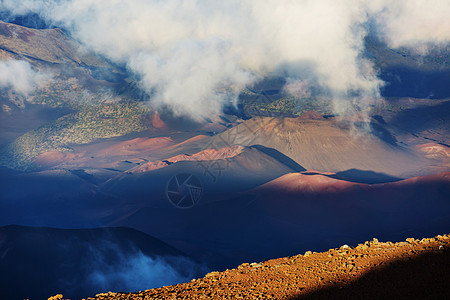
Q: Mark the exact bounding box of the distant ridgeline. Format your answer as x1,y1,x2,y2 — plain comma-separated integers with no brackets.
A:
0,11,53,29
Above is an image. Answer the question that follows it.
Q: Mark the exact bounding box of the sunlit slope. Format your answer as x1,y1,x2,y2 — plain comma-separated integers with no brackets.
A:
212,117,431,177
0,20,110,67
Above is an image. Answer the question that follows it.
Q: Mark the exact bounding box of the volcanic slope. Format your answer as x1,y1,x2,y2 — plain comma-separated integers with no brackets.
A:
211,116,433,178
82,234,450,300
100,144,305,204
0,20,109,67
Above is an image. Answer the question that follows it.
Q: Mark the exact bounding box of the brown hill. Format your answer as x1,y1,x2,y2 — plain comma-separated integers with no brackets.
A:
298,110,325,120
253,171,450,198
33,136,175,170
131,145,245,174
254,172,365,194
81,234,450,300
100,145,304,201
0,21,109,67
212,117,432,177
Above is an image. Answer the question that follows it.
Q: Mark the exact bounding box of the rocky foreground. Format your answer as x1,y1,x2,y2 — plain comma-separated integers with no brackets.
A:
53,234,449,300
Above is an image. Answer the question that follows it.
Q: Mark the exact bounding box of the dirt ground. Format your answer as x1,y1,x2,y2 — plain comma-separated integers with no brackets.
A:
66,234,450,300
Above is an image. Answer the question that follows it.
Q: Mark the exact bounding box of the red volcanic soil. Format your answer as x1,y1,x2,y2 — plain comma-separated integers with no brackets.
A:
150,111,168,130
298,110,325,120
212,117,430,177
96,136,173,157
33,137,174,169
34,151,78,168
201,122,228,133
168,135,209,150
254,172,364,194
254,171,450,196
132,145,245,174
80,234,450,300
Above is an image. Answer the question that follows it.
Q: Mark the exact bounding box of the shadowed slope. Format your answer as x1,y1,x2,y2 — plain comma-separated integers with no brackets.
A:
0,225,201,300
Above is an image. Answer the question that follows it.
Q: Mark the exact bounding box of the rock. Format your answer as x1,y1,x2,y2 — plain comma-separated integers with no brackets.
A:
250,263,262,268
205,271,220,278
340,244,351,250
372,238,379,243
304,251,312,257
406,238,416,243
356,244,369,250
238,263,249,269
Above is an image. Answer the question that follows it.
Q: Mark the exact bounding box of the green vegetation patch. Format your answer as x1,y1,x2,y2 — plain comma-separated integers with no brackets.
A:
0,102,152,170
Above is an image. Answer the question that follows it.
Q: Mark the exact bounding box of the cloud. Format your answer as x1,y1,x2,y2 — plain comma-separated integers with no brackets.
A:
370,0,450,51
86,249,197,293
2,0,450,119
54,237,205,297
0,59,48,95
282,79,311,99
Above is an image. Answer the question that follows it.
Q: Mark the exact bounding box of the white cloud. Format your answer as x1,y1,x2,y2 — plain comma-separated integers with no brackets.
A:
0,59,48,95
2,0,450,118
87,250,196,293
370,0,450,50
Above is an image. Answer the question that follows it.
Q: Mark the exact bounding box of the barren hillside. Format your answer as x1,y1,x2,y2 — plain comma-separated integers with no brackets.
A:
78,234,450,300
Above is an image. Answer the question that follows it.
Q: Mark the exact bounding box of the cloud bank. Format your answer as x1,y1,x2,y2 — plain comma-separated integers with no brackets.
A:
0,59,48,95
372,1,450,50
2,0,450,118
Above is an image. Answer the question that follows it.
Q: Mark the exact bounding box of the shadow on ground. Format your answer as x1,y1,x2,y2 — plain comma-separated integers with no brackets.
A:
291,249,450,300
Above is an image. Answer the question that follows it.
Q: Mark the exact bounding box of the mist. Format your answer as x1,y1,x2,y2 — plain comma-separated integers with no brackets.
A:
2,0,450,119
0,59,48,95
85,246,199,294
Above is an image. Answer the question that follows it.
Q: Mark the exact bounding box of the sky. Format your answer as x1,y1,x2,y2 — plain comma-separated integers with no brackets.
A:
1,0,450,119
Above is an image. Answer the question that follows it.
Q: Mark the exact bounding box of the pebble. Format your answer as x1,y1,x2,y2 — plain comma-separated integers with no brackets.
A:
250,263,262,268
406,238,416,243
205,271,220,278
